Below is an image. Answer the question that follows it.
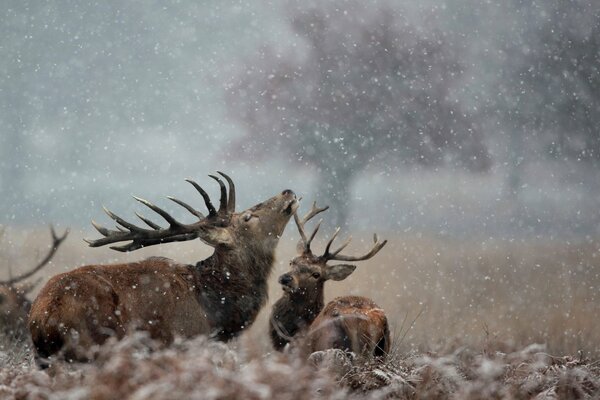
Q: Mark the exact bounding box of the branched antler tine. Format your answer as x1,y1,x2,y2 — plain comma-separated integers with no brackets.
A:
132,196,182,227
324,227,341,256
302,201,329,224
49,225,69,243
50,225,69,247
50,225,58,241
116,226,128,233
186,179,216,216
167,196,205,220
331,236,352,257
0,225,69,285
294,201,328,253
209,175,228,214
103,206,141,231
327,237,388,262
135,212,162,230
217,171,235,212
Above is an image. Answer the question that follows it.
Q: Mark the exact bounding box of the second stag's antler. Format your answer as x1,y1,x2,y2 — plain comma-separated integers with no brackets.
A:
86,172,236,252
0,226,69,286
294,203,388,263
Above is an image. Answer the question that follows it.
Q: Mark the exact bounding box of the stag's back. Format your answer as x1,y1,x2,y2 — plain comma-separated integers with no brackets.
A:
29,257,208,362
308,296,390,358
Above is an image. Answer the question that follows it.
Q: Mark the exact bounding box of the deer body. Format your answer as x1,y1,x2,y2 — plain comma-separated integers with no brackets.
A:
270,203,390,359
308,296,390,357
29,173,297,364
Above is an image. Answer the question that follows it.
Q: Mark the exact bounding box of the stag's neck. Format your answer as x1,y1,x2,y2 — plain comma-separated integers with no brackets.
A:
270,289,324,349
195,245,276,341
288,289,325,326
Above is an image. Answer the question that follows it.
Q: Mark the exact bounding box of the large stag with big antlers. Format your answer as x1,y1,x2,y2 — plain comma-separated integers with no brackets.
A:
0,226,68,339
270,203,390,358
29,172,298,365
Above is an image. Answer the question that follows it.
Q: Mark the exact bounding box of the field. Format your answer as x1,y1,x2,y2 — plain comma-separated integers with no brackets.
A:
1,227,600,398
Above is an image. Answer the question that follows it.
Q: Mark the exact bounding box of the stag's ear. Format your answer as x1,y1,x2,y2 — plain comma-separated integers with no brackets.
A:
198,226,234,247
324,264,357,281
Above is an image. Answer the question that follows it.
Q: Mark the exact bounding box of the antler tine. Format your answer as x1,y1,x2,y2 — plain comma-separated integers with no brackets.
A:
167,196,205,220
103,206,144,232
135,212,162,230
293,212,308,248
217,171,235,212
323,227,341,256
208,175,228,215
132,196,184,227
185,179,217,216
330,236,352,257
306,220,322,249
326,234,388,262
0,225,69,285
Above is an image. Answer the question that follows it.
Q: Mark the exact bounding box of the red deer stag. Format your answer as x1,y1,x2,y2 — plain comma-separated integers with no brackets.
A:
270,203,390,359
29,172,298,365
0,226,68,339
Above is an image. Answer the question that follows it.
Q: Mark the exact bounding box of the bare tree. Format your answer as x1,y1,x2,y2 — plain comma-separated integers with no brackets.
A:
495,1,600,197
226,1,490,226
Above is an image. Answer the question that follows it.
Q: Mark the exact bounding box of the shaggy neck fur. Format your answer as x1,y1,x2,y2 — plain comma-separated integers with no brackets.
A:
270,286,324,350
195,243,276,341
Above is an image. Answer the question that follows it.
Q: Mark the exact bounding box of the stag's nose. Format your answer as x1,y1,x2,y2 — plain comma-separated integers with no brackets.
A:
281,189,295,197
278,274,293,286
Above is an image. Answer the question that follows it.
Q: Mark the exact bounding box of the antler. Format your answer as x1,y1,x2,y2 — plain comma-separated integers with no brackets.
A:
0,225,69,285
85,172,236,252
322,232,387,262
293,201,329,253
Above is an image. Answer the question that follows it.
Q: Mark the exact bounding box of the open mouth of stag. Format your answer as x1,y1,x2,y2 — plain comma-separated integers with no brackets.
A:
281,284,294,293
282,198,298,215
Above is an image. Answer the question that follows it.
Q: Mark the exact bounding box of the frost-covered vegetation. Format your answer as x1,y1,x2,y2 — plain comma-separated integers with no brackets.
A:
1,332,599,399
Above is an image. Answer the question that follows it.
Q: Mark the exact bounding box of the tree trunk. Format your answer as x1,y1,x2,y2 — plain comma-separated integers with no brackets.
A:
315,168,354,229
504,127,525,204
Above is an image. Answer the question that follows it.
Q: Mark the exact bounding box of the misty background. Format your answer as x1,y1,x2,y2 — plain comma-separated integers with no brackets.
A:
1,0,599,239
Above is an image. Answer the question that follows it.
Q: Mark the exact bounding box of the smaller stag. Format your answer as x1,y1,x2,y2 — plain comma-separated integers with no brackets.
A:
0,226,68,338
270,203,389,359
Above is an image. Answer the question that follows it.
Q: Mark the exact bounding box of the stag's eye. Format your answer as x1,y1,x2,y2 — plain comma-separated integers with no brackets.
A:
312,272,320,279
243,213,252,222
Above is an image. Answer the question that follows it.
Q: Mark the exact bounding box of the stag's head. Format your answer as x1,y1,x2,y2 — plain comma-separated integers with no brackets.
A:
278,202,387,298
86,172,298,254
0,283,33,328
232,189,298,252
0,226,68,334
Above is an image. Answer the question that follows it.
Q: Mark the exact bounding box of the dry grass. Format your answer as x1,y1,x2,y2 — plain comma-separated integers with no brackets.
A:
1,227,599,398
1,333,599,399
